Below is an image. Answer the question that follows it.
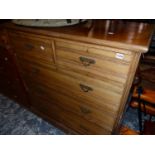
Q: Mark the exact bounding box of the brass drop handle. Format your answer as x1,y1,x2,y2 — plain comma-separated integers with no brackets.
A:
79,56,95,67
79,106,92,114
25,43,34,50
79,84,93,92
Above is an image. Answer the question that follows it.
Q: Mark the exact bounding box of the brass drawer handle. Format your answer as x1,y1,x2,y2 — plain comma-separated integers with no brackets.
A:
79,84,93,92
79,56,95,67
79,106,92,114
24,43,34,50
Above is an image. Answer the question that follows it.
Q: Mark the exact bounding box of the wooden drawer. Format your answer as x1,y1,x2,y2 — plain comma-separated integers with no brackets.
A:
18,60,122,113
30,94,111,134
9,32,55,66
24,79,116,131
55,40,133,84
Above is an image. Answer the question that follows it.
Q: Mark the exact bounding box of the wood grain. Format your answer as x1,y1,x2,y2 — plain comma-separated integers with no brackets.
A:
1,20,154,134
4,20,155,52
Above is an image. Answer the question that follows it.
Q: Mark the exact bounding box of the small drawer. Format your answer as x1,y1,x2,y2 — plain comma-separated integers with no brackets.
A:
9,32,55,65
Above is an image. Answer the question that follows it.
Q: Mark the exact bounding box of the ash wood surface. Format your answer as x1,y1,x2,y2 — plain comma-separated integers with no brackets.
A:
9,32,55,66
30,93,111,135
1,20,154,134
4,20,155,52
27,82,114,132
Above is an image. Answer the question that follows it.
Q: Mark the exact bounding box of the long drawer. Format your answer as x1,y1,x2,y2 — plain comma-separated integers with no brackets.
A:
9,32,55,67
29,93,111,134
55,40,133,84
17,59,122,113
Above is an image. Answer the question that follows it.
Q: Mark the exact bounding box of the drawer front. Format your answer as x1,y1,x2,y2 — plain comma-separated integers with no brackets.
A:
55,40,133,84
24,79,116,131
9,32,54,66
18,60,122,113
30,94,111,134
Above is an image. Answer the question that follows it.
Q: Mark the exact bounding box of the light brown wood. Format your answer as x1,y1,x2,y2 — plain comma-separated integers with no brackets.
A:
9,32,55,67
1,20,154,134
30,94,111,135
112,52,141,133
25,79,116,130
3,20,155,52
16,60,122,111
55,40,132,84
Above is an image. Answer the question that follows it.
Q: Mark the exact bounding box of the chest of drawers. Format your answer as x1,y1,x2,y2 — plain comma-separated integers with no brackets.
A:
1,20,154,134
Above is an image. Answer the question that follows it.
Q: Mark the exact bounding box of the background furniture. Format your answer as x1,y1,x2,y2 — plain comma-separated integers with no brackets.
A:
130,61,155,133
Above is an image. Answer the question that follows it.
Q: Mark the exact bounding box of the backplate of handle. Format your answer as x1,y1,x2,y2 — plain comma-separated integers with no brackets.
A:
79,84,93,92
79,56,95,66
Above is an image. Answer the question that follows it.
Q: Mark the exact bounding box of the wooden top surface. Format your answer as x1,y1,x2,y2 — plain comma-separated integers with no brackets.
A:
3,20,155,52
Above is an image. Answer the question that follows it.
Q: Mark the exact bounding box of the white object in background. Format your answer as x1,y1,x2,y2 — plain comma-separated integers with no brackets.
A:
115,53,124,60
12,19,87,27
